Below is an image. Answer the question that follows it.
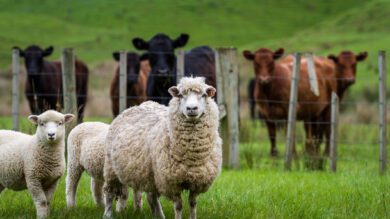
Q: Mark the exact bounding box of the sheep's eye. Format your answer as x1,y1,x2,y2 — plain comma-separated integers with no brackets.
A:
39,122,45,126
58,121,63,126
202,93,207,98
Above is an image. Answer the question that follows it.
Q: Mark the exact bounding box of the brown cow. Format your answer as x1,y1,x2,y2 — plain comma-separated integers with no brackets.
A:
110,52,150,117
14,45,89,123
243,48,335,157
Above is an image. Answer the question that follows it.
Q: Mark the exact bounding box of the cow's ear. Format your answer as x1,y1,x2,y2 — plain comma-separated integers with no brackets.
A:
112,52,120,61
173,33,189,48
43,46,54,57
356,51,368,62
273,48,284,60
13,46,25,57
328,54,338,63
132,38,149,50
242,50,254,60
139,53,149,61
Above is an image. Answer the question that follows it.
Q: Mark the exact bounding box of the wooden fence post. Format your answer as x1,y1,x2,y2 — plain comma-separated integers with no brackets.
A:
378,50,387,174
12,49,20,131
216,48,240,169
330,92,339,172
61,48,78,133
119,50,127,113
176,50,185,83
305,52,319,96
285,52,301,170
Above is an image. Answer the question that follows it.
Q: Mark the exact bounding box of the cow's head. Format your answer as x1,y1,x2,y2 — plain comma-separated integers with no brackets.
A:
13,45,54,75
113,52,148,84
132,33,189,77
328,51,367,87
243,48,284,84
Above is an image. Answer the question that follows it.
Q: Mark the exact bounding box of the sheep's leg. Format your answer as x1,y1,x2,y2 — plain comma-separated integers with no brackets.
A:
115,185,128,212
43,179,59,216
65,165,83,208
103,183,115,219
91,178,105,207
147,192,165,219
27,179,48,219
189,191,199,219
173,195,183,219
133,189,143,211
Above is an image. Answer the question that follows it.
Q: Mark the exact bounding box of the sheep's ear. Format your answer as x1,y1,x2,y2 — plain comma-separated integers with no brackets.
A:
28,115,39,125
206,86,216,98
64,114,75,123
168,86,180,97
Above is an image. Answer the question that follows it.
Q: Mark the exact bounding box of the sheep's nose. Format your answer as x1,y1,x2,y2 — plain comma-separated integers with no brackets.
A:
187,106,198,111
48,133,55,137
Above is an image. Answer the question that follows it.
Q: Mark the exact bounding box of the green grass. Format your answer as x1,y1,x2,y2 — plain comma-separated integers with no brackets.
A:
0,117,389,218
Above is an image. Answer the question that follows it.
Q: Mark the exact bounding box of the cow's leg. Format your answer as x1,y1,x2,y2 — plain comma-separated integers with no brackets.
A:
266,121,278,156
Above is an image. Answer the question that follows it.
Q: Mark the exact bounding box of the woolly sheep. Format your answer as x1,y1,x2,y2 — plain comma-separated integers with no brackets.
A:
66,122,142,211
104,77,222,219
0,110,74,219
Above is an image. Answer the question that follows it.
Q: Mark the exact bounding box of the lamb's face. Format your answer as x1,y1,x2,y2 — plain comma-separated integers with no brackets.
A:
168,82,216,120
28,110,75,143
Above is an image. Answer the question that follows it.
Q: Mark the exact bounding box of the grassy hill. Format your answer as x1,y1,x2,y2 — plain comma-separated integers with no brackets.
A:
0,0,388,116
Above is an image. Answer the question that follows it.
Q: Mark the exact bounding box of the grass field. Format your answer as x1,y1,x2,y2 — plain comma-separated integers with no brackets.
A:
0,117,389,219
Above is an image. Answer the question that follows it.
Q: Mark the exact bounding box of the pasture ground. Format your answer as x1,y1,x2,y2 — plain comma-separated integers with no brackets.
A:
0,117,389,219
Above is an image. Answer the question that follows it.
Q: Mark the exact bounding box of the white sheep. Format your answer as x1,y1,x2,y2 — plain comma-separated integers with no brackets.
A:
0,110,74,219
104,77,222,219
65,122,142,211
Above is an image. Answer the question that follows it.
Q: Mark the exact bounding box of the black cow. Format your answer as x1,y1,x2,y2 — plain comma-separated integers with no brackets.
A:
132,33,216,105
14,45,89,123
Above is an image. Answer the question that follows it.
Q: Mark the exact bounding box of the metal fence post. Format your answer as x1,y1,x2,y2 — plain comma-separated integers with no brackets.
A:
12,49,20,131
330,92,339,172
285,52,301,170
119,50,127,113
61,48,78,133
176,50,185,83
378,50,387,175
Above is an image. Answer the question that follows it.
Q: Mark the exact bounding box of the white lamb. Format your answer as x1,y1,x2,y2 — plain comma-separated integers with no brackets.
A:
66,122,141,210
104,77,222,219
0,110,74,219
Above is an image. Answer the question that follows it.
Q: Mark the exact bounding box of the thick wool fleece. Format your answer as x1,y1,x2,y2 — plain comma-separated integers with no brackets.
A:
105,79,222,201
0,110,70,219
66,122,109,207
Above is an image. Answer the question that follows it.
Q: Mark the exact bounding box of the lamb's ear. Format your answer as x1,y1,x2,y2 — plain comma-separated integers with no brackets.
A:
356,51,368,62
168,86,180,97
28,115,39,125
328,54,338,63
206,86,216,98
13,46,25,57
64,114,75,123
112,52,120,61
43,46,54,57
242,50,254,60
132,38,149,50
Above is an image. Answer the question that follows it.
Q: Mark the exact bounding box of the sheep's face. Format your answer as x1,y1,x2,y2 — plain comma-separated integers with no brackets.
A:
28,110,75,144
168,84,216,120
